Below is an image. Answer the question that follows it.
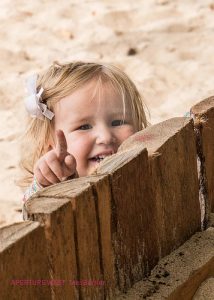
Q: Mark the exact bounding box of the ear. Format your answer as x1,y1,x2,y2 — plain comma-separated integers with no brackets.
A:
44,132,55,153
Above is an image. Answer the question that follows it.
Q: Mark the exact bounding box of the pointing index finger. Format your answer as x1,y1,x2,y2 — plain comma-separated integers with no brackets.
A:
56,129,68,162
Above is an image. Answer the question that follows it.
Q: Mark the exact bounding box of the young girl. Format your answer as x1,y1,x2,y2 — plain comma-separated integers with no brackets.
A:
20,61,148,201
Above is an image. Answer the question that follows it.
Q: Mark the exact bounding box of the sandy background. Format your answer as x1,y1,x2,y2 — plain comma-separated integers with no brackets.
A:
1,0,214,228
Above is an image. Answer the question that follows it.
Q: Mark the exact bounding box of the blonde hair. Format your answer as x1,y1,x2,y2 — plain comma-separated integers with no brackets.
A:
19,61,148,187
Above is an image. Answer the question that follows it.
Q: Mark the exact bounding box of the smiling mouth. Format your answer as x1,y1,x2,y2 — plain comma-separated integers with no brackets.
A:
89,154,112,163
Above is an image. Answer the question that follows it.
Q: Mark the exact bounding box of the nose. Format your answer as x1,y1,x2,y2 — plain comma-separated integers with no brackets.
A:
95,125,116,145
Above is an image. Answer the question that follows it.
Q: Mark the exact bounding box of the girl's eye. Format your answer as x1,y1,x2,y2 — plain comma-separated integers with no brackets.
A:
112,120,126,126
78,124,92,130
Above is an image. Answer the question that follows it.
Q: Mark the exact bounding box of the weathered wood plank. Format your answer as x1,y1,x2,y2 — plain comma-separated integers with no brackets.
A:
24,197,79,299
0,221,51,299
119,117,201,258
191,96,214,214
90,175,116,299
24,178,104,299
97,145,159,293
73,186,104,299
24,145,159,297
22,117,201,298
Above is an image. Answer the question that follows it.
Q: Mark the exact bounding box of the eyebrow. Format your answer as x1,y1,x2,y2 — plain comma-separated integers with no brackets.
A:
71,112,132,124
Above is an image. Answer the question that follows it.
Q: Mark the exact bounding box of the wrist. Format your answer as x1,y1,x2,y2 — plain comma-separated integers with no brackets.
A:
33,175,43,190
23,176,43,203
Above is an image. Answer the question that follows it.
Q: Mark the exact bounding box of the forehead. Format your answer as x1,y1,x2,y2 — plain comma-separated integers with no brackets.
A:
74,78,121,103
56,78,130,114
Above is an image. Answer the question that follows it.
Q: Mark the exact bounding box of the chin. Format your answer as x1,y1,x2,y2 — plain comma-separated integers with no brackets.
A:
78,169,90,177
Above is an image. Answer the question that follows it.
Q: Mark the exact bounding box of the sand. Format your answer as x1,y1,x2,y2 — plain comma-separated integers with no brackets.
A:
2,0,214,227
116,227,214,299
0,1,214,297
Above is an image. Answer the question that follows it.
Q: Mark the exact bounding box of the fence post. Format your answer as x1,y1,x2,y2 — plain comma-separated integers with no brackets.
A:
120,117,201,258
24,178,104,299
0,221,51,299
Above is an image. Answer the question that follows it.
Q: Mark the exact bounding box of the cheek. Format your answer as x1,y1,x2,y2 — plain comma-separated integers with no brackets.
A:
118,127,136,144
66,135,92,158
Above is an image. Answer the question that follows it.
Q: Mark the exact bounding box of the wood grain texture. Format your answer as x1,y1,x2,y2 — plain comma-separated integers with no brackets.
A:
24,178,104,300
73,186,104,300
25,198,79,299
191,96,214,213
0,221,51,299
119,117,201,258
97,145,159,293
91,175,117,299
24,145,159,296
20,117,202,298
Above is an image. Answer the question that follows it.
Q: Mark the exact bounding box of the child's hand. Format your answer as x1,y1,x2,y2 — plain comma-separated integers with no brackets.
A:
34,129,77,187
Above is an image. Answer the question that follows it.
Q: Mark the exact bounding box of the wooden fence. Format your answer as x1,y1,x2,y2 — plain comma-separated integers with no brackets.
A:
1,96,214,299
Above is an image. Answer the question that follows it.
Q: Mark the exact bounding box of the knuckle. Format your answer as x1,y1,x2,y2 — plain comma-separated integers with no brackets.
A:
40,179,49,186
46,151,57,164
40,164,50,177
55,170,63,180
35,156,48,170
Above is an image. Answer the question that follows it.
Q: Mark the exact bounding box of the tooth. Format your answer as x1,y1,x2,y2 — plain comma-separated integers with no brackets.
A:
93,154,112,160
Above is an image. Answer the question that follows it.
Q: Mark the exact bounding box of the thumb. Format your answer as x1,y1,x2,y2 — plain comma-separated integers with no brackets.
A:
62,155,78,179
55,129,68,162
64,154,77,170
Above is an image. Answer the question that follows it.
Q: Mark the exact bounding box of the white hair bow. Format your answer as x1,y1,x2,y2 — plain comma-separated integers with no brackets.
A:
25,74,54,120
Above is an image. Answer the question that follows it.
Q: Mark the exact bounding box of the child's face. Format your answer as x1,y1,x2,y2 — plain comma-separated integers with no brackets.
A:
52,79,136,176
